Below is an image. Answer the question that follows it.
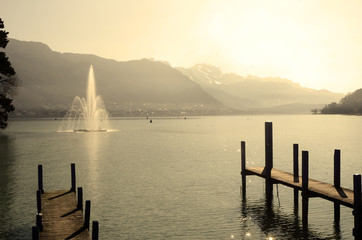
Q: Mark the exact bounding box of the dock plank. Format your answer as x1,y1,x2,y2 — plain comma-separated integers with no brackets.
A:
40,190,89,239
244,167,354,208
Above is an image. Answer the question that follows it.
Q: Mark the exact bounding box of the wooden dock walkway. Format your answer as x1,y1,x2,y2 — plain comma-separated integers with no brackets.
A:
40,190,89,239
244,167,354,208
240,122,362,239
32,164,98,240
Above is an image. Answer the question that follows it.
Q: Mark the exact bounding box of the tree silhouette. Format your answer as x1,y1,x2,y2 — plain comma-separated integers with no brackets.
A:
0,18,18,130
321,89,362,115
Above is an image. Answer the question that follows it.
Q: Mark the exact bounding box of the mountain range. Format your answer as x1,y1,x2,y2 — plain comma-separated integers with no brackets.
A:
4,39,344,117
177,64,344,113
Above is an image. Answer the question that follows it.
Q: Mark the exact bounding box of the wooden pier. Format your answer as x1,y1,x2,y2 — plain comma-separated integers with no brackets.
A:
241,122,362,239
244,167,355,208
32,164,99,240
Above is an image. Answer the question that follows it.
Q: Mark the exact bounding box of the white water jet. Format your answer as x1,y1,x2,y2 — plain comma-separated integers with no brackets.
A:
58,65,109,132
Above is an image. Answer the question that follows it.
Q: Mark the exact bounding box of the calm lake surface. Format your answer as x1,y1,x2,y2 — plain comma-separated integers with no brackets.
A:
0,115,361,239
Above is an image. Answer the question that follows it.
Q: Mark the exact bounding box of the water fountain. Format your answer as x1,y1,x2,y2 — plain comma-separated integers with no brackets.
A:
58,65,109,132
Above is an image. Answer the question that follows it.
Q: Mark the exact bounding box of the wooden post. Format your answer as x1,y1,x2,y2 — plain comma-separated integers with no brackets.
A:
293,144,299,216
32,226,39,240
84,200,91,229
92,221,99,240
265,122,273,172
77,187,83,210
302,151,309,195
36,190,41,214
334,149,341,224
293,144,299,182
38,165,44,193
353,174,362,239
71,163,76,192
241,141,246,195
265,122,273,196
302,151,309,227
36,213,43,232
334,150,341,187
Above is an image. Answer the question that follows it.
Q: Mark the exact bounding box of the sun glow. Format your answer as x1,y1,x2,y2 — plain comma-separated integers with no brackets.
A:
201,3,327,87
185,0,362,93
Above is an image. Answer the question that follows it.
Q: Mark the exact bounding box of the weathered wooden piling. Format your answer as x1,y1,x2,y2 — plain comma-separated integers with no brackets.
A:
241,141,246,195
302,151,309,195
36,213,42,232
77,187,83,210
84,200,91,230
334,150,341,187
38,165,44,193
293,144,299,212
36,190,41,214
334,149,341,223
265,122,273,197
293,144,299,183
353,174,362,239
302,151,309,226
92,221,99,240
71,163,76,192
32,226,39,240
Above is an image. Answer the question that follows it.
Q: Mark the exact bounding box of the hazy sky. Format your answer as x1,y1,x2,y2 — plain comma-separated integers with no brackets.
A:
1,0,362,93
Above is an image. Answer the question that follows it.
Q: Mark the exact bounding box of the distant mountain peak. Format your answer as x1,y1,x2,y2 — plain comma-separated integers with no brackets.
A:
177,63,345,113
190,64,223,80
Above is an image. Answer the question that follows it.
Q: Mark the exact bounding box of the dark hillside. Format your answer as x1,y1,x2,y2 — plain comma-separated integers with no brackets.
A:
321,88,362,114
6,39,225,117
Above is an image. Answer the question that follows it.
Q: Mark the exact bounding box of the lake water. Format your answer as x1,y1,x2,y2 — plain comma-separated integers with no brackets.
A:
0,115,361,239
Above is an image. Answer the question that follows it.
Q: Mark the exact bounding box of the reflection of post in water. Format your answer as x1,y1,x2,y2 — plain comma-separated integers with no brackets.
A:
240,180,254,239
240,184,247,233
239,190,335,239
293,191,301,239
240,188,247,218
264,189,274,229
239,188,343,239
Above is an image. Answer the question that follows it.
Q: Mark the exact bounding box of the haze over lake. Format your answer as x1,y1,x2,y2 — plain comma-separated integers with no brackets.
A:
2,1,362,239
1,115,361,239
